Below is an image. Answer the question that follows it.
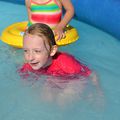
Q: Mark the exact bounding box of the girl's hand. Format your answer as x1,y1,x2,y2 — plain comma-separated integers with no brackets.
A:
54,25,66,41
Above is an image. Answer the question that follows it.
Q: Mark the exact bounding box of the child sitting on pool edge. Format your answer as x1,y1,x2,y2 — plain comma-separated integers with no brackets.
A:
20,23,92,78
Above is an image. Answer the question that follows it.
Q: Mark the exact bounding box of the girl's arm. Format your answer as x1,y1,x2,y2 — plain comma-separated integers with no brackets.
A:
54,0,74,40
25,0,31,21
58,0,74,29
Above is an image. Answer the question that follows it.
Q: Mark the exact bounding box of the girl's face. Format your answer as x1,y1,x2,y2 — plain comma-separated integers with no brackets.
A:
23,34,51,70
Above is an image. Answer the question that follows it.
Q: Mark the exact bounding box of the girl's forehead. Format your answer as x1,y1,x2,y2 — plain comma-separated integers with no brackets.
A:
24,34,50,50
24,34,42,45
24,34,41,40
24,34,44,43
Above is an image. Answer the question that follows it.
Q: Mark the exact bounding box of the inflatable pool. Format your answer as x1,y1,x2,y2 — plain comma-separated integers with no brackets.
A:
0,1,120,120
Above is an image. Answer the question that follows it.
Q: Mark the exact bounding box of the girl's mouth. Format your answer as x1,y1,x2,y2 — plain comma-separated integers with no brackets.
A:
30,62,39,66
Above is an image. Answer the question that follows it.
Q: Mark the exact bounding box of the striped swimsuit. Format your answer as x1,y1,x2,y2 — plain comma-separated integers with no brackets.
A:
28,0,62,29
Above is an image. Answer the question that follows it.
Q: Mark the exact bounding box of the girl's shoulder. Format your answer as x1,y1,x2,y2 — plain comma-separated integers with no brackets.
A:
53,52,91,76
53,52,81,72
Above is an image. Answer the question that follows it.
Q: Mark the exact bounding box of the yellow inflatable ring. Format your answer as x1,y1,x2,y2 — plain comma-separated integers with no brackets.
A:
1,21,79,48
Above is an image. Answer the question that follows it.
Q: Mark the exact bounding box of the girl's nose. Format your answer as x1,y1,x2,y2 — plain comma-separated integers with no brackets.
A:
28,53,34,62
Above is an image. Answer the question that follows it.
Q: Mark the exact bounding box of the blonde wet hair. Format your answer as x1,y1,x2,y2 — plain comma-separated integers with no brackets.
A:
24,23,57,51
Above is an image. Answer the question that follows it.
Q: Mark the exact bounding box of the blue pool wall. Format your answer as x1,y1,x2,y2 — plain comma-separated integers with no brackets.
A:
72,0,120,40
1,0,120,40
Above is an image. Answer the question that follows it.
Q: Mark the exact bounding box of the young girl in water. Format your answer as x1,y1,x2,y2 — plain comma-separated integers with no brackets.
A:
19,23,103,106
25,0,74,40
20,23,91,77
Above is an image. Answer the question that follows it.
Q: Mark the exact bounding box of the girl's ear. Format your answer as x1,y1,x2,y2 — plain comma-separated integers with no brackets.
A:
50,45,58,56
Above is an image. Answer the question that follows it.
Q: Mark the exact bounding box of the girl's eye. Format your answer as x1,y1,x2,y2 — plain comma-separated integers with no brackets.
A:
34,50,41,53
24,49,28,53
23,49,30,54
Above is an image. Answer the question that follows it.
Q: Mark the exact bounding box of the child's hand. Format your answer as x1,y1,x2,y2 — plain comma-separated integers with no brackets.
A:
54,26,66,41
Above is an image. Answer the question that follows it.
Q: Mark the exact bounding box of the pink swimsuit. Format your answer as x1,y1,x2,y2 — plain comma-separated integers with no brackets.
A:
20,52,91,77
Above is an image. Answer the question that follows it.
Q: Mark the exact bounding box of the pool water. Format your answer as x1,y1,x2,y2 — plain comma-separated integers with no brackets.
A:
0,1,120,120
